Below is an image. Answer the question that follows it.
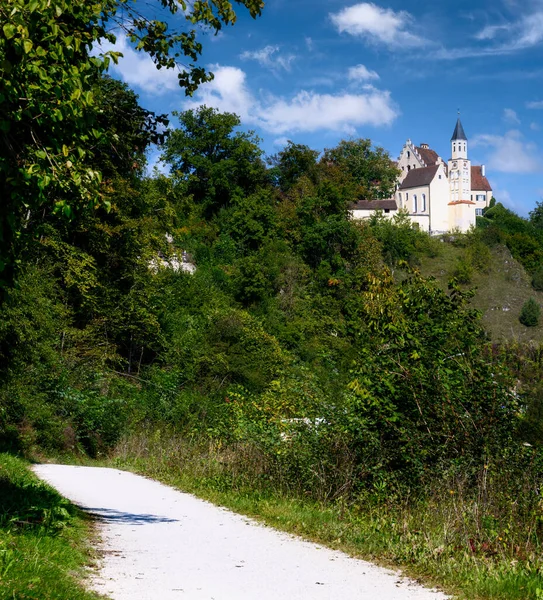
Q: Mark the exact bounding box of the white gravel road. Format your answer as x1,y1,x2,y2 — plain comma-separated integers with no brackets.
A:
33,464,450,600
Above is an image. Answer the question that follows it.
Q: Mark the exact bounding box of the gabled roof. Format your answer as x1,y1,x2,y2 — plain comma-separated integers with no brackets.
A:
415,146,440,166
399,165,440,190
351,199,397,211
471,166,492,191
451,118,467,141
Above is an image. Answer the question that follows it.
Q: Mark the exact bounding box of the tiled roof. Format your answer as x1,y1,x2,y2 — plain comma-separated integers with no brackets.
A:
415,146,440,166
451,118,467,141
471,166,492,191
399,165,439,189
351,199,397,211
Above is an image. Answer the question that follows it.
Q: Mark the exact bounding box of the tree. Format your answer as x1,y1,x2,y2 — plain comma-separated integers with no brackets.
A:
268,141,320,192
321,139,400,201
519,298,541,327
162,107,267,216
0,0,263,288
529,200,543,231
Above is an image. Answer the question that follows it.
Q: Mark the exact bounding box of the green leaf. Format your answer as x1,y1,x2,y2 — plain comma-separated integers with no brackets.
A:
23,39,33,54
3,24,16,39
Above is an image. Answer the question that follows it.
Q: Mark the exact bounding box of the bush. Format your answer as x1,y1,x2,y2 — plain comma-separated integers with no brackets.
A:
531,266,543,291
519,298,541,327
451,258,473,284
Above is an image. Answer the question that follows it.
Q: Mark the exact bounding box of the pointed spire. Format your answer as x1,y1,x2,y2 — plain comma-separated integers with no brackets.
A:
451,117,467,141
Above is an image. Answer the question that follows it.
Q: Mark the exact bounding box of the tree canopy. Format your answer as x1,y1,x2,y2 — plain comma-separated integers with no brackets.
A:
0,0,263,286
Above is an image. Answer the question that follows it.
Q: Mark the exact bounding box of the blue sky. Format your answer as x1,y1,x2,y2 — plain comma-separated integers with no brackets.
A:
101,0,543,217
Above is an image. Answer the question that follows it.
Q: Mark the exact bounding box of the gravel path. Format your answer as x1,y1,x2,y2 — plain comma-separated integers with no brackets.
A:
33,465,449,600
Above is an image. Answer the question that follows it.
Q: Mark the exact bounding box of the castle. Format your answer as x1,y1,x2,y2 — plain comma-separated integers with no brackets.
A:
351,117,493,233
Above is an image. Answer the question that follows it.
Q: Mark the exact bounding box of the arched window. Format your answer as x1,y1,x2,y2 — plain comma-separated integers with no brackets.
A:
407,150,410,158
421,193,426,212
407,165,411,171
399,193,402,205
413,194,418,213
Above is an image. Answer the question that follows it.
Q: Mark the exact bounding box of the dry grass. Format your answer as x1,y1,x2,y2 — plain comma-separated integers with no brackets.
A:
418,243,543,342
106,429,543,600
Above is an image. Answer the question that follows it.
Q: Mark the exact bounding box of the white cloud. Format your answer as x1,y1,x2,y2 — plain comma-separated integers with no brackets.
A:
488,182,518,210
185,65,255,122
531,122,540,131
305,37,314,51
146,147,169,176
259,89,398,134
330,3,428,49
273,137,290,147
474,24,511,41
503,108,521,125
184,64,399,135
240,45,296,71
436,9,543,60
474,11,543,49
472,130,543,173
348,64,380,82
527,100,543,109
97,36,181,94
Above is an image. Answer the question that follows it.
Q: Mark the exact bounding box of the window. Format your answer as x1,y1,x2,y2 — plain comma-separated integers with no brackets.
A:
421,193,426,212
407,151,410,158
399,193,402,205
475,208,483,216
476,194,486,202
384,209,390,214
413,194,418,213
407,165,411,171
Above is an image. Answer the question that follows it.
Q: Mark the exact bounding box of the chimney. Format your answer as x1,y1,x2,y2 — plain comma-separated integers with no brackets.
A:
420,143,429,149
481,164,486,177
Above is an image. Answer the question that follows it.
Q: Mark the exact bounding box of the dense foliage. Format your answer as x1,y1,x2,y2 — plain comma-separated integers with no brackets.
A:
0,0,263,286
0,93,534,493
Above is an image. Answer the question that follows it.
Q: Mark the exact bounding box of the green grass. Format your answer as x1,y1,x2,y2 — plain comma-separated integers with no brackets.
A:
0,453,101,600
104,431,543,600
418,243,543,342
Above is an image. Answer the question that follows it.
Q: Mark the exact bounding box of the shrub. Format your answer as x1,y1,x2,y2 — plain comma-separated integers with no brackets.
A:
465,241,492,274
451,258,473,284
531,266,543,291
519,298,541,327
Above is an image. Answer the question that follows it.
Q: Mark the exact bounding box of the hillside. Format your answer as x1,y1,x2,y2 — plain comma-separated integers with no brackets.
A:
418,242,543,342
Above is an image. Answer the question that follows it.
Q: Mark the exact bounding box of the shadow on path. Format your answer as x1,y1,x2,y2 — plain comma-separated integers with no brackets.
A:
85,507,179,525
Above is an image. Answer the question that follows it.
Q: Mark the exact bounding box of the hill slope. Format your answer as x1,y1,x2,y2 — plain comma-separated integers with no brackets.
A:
418,243,543,342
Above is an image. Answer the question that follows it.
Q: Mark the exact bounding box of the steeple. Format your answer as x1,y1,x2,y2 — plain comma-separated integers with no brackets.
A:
451,114,468,160
451,118,467,141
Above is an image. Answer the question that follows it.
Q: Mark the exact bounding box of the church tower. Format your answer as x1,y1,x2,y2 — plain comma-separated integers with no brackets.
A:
448,116,471,204
451,117,467,160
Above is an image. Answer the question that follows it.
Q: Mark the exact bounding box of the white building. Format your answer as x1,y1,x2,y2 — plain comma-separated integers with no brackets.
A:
352,118,493,233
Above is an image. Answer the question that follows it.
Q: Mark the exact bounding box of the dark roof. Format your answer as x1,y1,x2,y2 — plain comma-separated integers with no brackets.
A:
415,146,440,166
399,165,439,189
451,118,467,141
351,199,397,211
471,166,492,191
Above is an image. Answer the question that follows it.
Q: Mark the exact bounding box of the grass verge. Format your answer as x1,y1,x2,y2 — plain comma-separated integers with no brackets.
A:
0,453,101,600
105,431,543,600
